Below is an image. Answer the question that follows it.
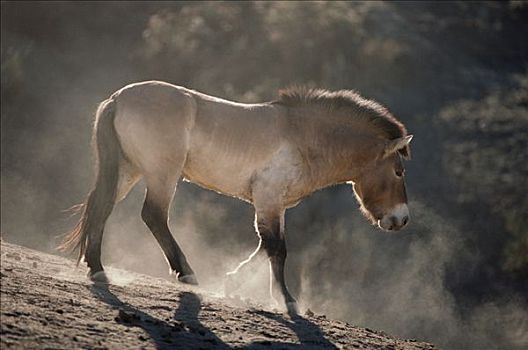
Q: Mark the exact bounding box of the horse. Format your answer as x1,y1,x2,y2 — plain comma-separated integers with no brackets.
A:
59,81,412,315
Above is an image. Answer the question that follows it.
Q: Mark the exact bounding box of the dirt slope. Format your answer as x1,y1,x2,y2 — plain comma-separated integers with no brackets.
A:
0,241,435,349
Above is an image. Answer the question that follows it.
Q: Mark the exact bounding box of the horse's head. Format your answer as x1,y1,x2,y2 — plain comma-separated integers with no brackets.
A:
352,135,413,231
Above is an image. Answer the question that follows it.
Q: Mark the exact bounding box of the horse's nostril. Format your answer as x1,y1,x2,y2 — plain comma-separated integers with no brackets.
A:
402,216,409,226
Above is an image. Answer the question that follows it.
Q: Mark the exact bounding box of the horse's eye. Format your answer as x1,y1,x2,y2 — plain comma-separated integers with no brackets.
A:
395,169,404,178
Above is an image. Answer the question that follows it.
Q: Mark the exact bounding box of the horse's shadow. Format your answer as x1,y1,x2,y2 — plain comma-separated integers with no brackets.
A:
90,284,336,349
90,284,229,349
247,310,338,349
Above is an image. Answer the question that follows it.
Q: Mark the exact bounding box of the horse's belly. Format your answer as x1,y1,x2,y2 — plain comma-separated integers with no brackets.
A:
182,149,261,202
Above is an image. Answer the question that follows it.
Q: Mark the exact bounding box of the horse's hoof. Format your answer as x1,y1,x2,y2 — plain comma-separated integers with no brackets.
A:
89,271,109,284
178,274,198,285
286,301,299,317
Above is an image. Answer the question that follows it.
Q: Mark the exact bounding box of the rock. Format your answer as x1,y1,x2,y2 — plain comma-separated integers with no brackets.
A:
171,323,183,332
305,308,315,317
6,252,21,261
116,309,140,324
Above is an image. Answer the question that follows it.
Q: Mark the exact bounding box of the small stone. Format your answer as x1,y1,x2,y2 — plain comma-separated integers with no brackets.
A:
305,308,315,317
32,262,38,268
6,253,21,261
116,309,140,323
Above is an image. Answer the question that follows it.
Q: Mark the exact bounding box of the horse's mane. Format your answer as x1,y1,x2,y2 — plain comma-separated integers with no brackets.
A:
273,87,408,144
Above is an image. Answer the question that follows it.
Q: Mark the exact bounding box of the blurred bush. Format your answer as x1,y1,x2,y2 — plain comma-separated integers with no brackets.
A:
440,73,528,274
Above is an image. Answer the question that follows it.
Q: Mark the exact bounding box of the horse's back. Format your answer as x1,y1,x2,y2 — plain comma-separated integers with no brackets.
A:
184,91,284,201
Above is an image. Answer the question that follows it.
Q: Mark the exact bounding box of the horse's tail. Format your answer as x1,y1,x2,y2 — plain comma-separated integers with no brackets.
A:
58,97,120,265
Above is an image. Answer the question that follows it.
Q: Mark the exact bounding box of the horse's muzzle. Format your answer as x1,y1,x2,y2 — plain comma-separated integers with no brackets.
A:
379,203,409,231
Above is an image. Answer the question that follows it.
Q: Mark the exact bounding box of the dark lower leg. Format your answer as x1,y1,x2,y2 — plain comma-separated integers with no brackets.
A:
265,240,296,305
259,220,297,308
85,241,103,273
269,255,296,304
84,218,103,272
84,223,109,282
141,201,196,281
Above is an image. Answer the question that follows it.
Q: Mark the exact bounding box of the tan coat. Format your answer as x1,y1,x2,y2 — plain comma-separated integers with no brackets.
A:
61,80,412,314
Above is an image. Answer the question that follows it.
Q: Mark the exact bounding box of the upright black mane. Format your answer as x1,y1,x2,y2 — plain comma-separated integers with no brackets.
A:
274,87,408,144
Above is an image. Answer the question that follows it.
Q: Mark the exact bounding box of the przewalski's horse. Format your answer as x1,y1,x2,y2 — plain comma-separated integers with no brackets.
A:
59,81,412,315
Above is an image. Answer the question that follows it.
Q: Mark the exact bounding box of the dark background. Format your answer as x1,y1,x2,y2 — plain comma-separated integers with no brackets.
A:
1,2,527,349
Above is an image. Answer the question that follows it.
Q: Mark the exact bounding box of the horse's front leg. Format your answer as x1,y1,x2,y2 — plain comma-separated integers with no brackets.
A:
256,210,298,316
250,145,302,315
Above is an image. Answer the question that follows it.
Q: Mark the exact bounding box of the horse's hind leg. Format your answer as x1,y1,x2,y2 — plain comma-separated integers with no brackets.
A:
85,158,140,282
115,158,141,203
141,173,197,285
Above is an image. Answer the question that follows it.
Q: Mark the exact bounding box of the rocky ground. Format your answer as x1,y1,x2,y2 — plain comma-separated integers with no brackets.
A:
0,241,436,349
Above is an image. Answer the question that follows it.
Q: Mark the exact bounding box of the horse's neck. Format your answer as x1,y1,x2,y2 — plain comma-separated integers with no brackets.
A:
310,142,380,188
293,115,383,190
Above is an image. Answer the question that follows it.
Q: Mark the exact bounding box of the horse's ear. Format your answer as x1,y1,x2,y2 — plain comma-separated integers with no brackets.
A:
384,135,413,158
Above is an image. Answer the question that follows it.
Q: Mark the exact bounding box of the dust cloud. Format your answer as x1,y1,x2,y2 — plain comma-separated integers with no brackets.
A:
82,181,527,350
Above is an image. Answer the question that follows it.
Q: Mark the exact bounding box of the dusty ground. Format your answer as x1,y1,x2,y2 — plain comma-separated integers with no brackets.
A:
0,241,436,349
